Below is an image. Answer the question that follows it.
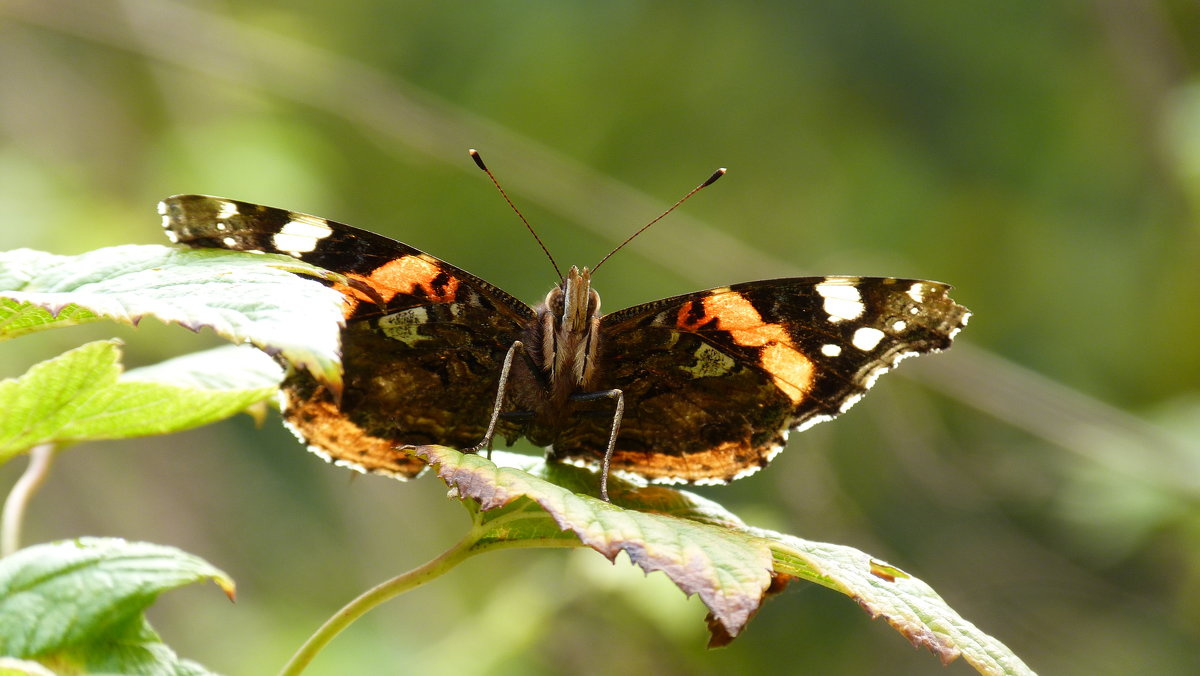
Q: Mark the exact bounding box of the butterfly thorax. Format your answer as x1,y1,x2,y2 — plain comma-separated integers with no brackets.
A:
524,265,602,425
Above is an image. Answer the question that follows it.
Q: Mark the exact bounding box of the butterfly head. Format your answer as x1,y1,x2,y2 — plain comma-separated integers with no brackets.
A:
541,265,601,390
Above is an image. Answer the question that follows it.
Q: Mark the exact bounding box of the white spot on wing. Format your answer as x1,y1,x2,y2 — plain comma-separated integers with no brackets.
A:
281,214,334,239
906,282,927,303
816,279,864,322
852,326,885,351
270,215,333,253
821,344,842,357
164,230,178,243
272,232,318,253
891,320,907,332
216,200,239,220
156,201,168,215
222,236,237,247
948,312,971,339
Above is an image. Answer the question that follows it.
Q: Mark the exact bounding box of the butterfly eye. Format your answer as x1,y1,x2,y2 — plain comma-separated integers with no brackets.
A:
587,288,601,317
544,286,565,315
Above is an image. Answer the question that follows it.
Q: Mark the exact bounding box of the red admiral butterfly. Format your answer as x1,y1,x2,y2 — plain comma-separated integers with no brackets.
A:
159,159,968,500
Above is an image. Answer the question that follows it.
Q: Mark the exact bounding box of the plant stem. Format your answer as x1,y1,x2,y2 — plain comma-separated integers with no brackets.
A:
278,506,583,676
1,444,57,557
277,528,481,676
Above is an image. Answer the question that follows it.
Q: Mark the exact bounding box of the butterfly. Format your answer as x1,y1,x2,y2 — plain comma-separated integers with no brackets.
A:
158,160,968,500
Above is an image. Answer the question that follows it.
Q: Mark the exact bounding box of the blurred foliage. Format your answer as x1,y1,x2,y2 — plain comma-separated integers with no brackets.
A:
1,0,1198,674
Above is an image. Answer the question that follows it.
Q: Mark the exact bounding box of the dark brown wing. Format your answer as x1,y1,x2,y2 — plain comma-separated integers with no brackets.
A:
547,276,969,483
159,194,536,478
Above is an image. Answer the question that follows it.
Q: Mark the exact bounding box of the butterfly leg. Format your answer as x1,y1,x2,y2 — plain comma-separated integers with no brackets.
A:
569,388,625,502
467,340,526,458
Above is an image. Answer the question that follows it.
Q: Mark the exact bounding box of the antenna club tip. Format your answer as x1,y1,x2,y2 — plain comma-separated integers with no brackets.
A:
469,148,488,171
702,167,727,187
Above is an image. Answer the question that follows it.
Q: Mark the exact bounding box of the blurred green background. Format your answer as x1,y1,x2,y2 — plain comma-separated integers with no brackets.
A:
3,1,1199,674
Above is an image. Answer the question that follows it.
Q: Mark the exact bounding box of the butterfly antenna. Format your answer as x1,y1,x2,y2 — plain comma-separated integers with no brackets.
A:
470,149,563,281
592,167,726,273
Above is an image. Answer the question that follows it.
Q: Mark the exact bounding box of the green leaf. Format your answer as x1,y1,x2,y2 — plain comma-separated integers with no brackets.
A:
0,245,344,387
416,446,1034,676
0,658,57,676
0,537,232,675
0,340,278,462
759,534,1027,674
123,343,283,391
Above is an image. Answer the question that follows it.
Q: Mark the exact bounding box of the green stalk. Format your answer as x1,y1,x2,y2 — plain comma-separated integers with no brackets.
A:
1,444,57,557
278,508,580,675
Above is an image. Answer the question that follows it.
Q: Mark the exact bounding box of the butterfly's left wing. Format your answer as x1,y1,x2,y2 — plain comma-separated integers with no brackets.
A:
548,276,969,483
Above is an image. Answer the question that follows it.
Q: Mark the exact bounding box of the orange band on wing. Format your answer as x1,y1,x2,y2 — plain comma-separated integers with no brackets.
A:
335,254,461,311
677,293,813,402
759,343,811,402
